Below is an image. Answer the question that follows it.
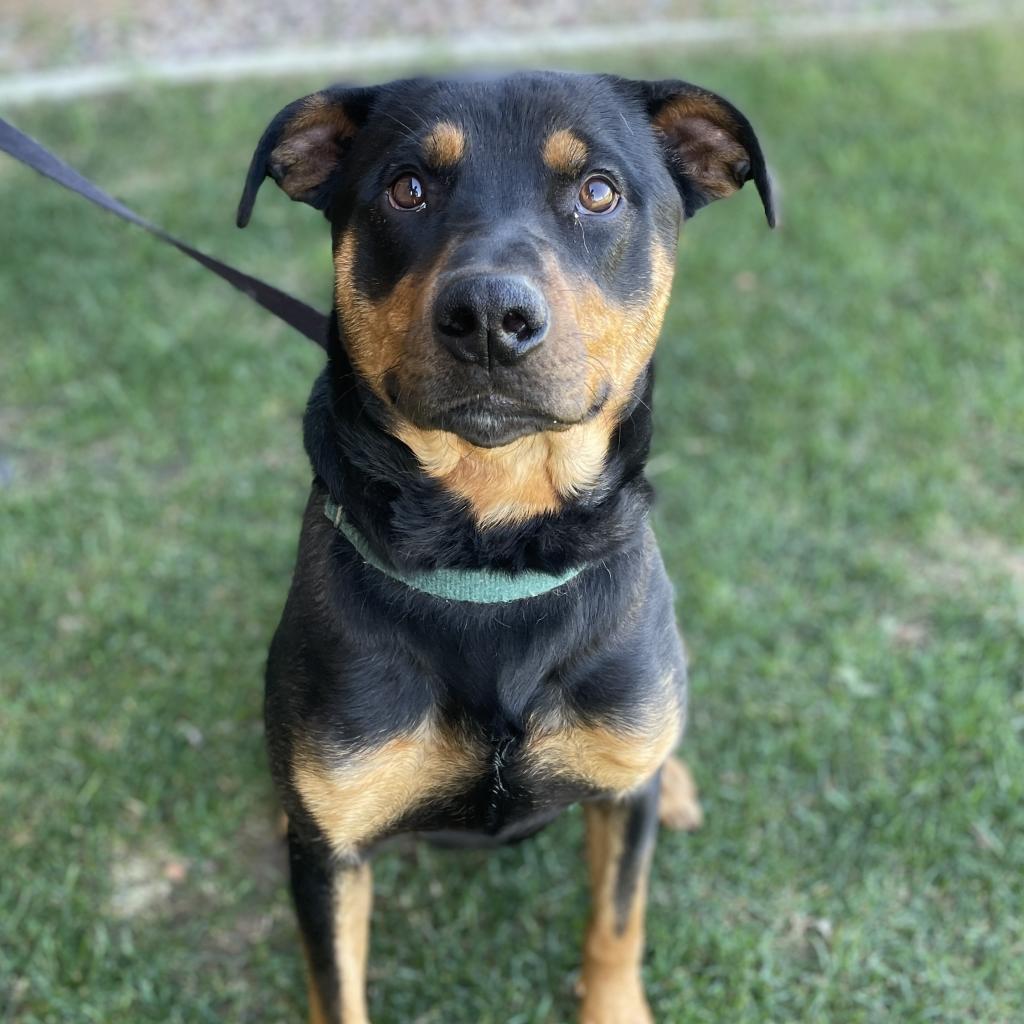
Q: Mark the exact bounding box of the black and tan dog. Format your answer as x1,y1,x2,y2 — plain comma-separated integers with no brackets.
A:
237,70,773,1023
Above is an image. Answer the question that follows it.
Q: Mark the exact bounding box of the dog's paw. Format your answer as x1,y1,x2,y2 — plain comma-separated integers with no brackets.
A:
658,756,704,832
577,971,654,1024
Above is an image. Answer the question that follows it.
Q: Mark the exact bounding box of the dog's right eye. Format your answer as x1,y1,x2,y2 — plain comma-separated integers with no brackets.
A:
387,174,427,211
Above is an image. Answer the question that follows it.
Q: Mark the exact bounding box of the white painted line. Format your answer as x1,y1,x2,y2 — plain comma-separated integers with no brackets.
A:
0,5,1019,105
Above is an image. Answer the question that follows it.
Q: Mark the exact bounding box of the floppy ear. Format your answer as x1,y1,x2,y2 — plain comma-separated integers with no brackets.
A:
639,79,775,227
236,85,377,228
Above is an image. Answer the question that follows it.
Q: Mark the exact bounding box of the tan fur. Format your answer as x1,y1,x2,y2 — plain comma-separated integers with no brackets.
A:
658,755,704,831
569,244,675,412
333,863,373,1024
395,420,611,527
333,231,436,396
652,94,749,200
303,938,330,1024
543,129,590,176
271,93,356,201
423,121,466,167
578,803,654,1024
525,675,682,794
300,863,374,1024
292,718,484,858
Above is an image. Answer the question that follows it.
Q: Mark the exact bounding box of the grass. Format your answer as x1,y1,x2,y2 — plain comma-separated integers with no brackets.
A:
2,26,1023,1024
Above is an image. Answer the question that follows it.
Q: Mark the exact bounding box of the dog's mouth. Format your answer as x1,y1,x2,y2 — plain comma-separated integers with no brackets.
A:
434,396,570,448
386,381,609,449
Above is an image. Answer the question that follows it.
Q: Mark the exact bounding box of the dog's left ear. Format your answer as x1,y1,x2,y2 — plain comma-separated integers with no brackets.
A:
236,84,377,228
633,79,775,228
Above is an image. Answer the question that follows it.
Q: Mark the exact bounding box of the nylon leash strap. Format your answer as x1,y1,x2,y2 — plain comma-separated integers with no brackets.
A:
0,117,329,348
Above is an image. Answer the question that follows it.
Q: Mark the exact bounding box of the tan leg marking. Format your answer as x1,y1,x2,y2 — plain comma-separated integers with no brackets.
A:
293,718,484,858
579,802,654,1024
335,862,373,1024
658,755,704,832
524,675,682,795
300,863,373,1024
525,714,680,795
303,936,330,1024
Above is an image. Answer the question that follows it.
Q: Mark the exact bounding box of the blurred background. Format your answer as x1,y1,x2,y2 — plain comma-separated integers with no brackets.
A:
1,2,1022,1022
0,1,1000,76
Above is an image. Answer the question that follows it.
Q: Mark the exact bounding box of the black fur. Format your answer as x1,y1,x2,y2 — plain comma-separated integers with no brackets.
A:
287,831,342,1020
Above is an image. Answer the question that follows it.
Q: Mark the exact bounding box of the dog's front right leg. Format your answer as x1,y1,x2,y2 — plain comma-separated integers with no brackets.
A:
579,777,661,1024
288,829,373,1024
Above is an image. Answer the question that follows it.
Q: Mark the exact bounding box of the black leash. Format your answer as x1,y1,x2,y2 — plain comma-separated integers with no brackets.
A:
0,117,329,349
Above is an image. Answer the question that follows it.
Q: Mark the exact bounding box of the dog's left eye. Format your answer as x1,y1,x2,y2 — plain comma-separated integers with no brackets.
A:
577,175,619,214
387,174,427,211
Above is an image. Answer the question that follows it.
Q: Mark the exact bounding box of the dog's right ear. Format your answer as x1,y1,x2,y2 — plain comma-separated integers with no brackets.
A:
236,85,377,228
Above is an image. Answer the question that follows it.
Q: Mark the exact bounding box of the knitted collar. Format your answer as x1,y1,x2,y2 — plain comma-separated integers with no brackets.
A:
324,498,584,603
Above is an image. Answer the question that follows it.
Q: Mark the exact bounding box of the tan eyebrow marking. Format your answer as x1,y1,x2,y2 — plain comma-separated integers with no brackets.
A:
422,121,466,167
542,129,589,175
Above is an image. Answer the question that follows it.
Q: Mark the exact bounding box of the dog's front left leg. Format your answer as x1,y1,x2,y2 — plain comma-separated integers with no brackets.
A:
579,776,660,1024
288,829,373,1024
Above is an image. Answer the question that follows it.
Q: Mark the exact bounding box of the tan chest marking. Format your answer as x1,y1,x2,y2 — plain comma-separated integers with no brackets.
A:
293,719,484,857
394,422,612,527
524,682,682,795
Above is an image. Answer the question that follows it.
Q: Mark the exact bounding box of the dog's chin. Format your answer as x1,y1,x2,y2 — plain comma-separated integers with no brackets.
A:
434,404,571,449
394,392,604,449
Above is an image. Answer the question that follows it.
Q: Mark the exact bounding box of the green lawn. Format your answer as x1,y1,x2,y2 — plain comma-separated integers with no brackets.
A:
2,27,1022,1024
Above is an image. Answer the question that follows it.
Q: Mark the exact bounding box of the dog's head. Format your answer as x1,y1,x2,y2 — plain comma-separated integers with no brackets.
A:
239,72,772,520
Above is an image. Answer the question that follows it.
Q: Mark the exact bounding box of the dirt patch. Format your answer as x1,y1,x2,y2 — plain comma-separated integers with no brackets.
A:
877,522,1024,595
922,524,1024,591
109,844,191,919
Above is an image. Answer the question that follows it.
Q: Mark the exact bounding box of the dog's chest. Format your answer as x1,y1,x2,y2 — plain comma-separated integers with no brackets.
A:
293,679,681,856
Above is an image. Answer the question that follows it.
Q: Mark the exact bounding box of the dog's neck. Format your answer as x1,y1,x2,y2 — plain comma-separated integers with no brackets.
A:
303,321,656,575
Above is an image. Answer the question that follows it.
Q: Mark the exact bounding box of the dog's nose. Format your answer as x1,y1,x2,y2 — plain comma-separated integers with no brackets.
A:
433,275,548,367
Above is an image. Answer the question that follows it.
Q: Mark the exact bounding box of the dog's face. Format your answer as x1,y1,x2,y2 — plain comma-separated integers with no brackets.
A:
239,72,772,513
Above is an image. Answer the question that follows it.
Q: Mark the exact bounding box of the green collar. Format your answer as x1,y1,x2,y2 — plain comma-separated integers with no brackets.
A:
324,499,584,603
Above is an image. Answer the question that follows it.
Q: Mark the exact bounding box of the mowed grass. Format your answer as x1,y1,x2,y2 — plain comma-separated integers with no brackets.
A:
1,27,1022,1024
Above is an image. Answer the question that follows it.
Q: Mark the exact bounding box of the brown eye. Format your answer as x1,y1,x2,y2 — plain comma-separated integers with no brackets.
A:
577,175,619,214
387,173,426,211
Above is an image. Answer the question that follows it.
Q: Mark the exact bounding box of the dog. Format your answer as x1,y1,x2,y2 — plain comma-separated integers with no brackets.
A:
236,69,773,1023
